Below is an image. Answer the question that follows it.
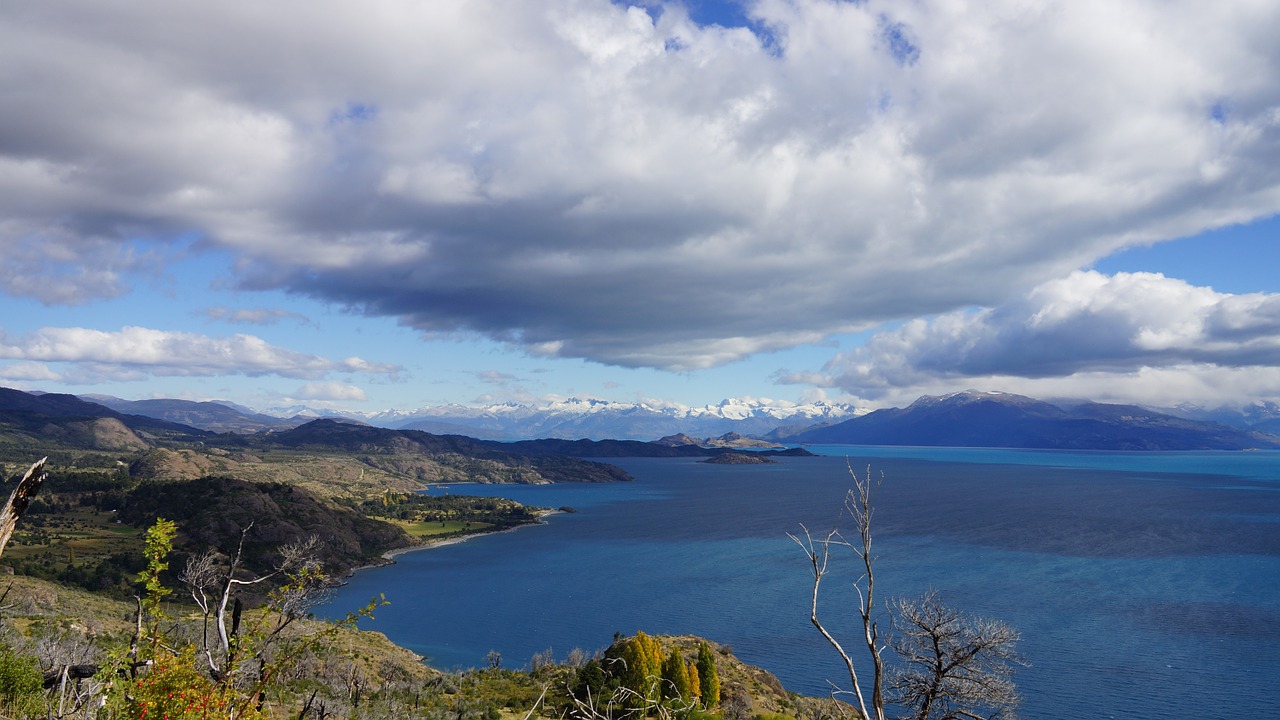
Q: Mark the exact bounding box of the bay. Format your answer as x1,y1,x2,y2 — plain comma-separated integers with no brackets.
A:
318,446,1280,719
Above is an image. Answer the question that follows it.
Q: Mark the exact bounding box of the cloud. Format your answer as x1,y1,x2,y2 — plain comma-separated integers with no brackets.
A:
788,271,1280,405
0,361,63,383
205,306,309,325
474,370,520,385
0,325,401,382
294,381,368,402
4,1,1280,368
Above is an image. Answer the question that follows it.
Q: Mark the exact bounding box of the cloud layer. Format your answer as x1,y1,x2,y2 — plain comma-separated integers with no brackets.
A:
4,0,1280,370
789,271,1280,406
0,327,400,383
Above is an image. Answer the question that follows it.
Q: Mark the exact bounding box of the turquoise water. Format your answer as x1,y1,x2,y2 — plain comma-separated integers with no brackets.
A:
319,447,1280,719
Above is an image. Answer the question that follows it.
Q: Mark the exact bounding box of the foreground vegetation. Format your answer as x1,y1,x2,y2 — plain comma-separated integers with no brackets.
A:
0,554,835,720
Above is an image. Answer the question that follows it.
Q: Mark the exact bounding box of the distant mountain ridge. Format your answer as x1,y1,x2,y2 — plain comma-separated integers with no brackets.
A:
78,393,862,440
1,387,209,445
792,390,1280,450
83,394,295,433
10,386,1279,450
355,396,862,440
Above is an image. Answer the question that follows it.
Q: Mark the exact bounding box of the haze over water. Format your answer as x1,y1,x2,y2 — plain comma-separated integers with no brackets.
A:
321,447,1280,719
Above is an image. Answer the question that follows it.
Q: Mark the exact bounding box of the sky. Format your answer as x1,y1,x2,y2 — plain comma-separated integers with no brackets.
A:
2,0,1280,414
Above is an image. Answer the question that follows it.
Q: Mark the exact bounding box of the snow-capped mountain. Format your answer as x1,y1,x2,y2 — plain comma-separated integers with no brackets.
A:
390,397,863,440
1155,400,1280,434
255,396,863,441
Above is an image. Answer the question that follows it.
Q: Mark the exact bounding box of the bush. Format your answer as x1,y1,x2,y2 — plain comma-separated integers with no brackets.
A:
0,645,46,718
106,647,266,720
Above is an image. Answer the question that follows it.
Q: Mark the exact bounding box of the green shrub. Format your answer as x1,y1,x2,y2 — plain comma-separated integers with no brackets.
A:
0,645,46,718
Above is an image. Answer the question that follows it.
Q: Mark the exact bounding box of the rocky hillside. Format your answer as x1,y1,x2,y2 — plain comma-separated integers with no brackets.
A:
114,475,414,579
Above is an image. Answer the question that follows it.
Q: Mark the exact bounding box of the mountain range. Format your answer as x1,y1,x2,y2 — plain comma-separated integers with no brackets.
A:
83,394,862,440
793,390,1280,450
5,386,1280,451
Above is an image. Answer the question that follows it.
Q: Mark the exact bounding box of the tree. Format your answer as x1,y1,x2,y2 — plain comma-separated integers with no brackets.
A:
99,518,384,720
659,647,690,701
889,591,1023,720
694,642,719,708
790,465,886,720
0,457,48,559
180,523,325,683
793,466,1023,720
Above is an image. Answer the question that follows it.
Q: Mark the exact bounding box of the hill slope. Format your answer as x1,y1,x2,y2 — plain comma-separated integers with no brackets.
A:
794,390,1280,450
84,394,295,433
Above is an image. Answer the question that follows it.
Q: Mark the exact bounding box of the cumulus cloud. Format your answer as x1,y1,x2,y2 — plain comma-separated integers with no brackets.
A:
0,326,401,382
789,271,1280,405
3,1,1280,368
0,361,63,383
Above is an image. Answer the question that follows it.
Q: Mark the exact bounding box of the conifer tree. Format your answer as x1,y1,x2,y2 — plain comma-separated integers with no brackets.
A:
696,642,720,707
620,632,663,704
661,648,691,700
688,661,701,701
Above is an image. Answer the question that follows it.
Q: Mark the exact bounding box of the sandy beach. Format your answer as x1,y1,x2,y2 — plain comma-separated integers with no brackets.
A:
377,508,563,562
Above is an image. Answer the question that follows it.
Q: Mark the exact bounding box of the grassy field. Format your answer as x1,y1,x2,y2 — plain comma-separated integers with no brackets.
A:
390,518,495,538
5,505,143,569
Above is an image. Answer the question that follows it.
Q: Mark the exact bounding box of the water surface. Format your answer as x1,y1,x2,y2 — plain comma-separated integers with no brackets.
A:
320,447,1280,719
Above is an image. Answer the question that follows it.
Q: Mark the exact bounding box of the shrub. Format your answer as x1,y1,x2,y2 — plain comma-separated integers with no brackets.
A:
0,645,44,718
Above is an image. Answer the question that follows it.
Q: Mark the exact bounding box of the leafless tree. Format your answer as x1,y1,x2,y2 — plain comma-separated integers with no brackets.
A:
889,591,1024,720
0,457,48,558
565,673,690,720
789,464,886,720
180,524,324,681
792,466,1023,720
564,646,593,668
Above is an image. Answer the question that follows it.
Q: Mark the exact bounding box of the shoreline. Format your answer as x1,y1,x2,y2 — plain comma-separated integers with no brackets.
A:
346,508,564,577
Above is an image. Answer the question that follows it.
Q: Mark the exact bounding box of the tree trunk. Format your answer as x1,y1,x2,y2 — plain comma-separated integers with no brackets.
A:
0,457,48,559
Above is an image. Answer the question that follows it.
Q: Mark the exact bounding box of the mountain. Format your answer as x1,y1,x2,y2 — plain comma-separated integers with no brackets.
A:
83,395,297,433
372,397,861,441
260,419,635,484
1155,400,1280,434
72,394,861,440
0,387,208,449
792,390,1280,450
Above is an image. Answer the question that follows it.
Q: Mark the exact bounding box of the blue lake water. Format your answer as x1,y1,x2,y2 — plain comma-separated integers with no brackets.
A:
319,446,1280,719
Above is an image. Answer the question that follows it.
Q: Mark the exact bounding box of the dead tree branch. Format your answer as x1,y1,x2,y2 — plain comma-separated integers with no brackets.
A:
0,457,48,558
790,464,886,720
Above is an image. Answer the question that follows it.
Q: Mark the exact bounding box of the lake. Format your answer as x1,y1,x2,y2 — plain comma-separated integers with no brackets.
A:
319,446,1280,719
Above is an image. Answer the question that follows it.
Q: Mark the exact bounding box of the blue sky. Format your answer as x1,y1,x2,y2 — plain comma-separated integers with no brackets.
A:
2,0,1280,413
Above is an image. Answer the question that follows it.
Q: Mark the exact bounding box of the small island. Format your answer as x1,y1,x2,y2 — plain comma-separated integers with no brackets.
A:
699,452,779,465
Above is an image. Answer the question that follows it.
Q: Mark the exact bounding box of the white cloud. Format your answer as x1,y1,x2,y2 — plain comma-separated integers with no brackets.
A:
789,271,1280,406
0,361,63,382
295,381,368,402
0,326,401,382
2,1,1280,369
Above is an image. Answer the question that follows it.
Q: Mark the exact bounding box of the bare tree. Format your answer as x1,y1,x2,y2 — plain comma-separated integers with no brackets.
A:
793,466,1023,720
789,464,886,720
180,524,325,683
0,457,48,558
889,591,1024,720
